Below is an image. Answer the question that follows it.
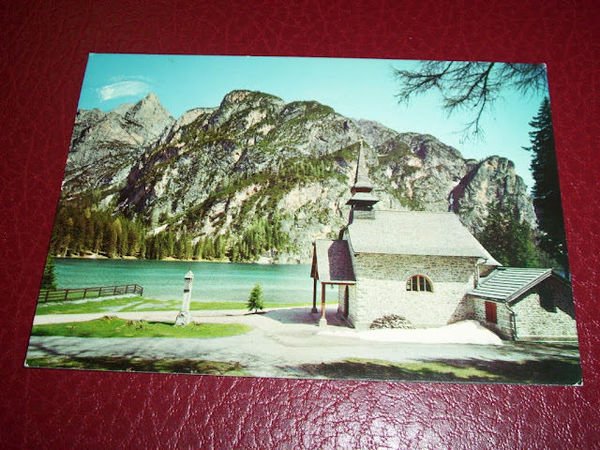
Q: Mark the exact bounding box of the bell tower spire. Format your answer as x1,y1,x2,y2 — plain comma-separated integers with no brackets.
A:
346,141,379,222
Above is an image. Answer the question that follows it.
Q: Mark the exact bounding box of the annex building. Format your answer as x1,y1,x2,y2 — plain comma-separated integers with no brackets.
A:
310,145,577,341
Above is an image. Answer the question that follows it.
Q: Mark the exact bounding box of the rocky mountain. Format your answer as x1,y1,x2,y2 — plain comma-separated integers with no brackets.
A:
450,156,534,231
57,90,535,263
63,93,174,194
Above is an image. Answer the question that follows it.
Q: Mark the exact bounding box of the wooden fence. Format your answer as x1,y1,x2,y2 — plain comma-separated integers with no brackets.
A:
38,284,144,303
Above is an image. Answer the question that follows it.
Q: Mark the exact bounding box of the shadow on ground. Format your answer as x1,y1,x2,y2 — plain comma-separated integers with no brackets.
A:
264,307,346,327
26,353,246,376
293,356,582,385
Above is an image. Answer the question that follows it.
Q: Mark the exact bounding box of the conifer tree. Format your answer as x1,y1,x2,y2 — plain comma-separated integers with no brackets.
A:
477,199,540,267
108,218,121,258
94,225,104,254
166,231,175,258
174,236,183,259
41,255,57,290
83,208,94,250
63,217,74,256
120,222,129,256
183,236,193,260
193,239,204,260
128,225,140,257
202,238,214,260
247,284,265,313
527,97,568,273
146,235,156,259
139,237,146,259
230,244,240,262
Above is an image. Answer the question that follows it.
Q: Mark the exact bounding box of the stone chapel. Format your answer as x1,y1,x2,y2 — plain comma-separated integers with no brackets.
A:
310,144,577,341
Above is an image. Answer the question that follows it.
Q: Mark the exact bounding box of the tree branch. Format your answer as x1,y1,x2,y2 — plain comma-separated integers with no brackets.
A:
394,61,547,139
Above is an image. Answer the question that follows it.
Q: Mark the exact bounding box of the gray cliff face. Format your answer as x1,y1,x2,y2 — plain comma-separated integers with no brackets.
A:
450,156,536,232
64,90,535,262
368,133,470,213
350,126,534,235
64,93,174,194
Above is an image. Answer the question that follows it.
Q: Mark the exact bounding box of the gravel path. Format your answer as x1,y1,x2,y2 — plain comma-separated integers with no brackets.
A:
27,307,580,379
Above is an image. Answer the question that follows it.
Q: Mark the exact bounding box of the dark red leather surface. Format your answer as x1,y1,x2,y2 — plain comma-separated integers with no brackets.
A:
1,0,599,448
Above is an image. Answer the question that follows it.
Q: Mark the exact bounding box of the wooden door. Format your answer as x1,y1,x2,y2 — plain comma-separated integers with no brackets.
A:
485,301,497,324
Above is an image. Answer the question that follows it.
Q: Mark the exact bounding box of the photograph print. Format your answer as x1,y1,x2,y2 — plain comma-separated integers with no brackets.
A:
26,54,581,385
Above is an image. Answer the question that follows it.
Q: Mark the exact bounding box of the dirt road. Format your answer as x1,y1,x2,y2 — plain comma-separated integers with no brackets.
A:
27,307,581,382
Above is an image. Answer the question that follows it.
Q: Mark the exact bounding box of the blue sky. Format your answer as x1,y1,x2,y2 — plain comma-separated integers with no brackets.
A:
79,53,548,189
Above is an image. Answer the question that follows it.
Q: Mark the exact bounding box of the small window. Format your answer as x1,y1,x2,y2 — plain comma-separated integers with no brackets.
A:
406,275,432,292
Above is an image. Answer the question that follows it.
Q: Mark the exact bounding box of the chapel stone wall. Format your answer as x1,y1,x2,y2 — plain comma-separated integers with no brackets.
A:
468,278,578,341
348,254,478,329
470,296,514,339
510,282,578,341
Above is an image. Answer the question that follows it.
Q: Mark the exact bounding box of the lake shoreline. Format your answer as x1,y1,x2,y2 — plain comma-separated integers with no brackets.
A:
51,258,313,303
53,254,308,266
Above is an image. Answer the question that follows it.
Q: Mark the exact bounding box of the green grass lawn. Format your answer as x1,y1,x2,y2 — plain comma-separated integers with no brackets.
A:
35,296,306,315
31,316,251,339
26,355,246,376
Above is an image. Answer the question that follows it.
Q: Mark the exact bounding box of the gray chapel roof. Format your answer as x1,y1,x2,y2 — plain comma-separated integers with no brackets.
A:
346,210,500,264
469,267,553,302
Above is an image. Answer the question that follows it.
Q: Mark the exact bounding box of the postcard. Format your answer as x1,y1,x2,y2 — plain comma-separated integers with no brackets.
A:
25,54,581,384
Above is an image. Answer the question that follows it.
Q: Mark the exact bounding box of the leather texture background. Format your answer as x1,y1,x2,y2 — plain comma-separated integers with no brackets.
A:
1,0,599,448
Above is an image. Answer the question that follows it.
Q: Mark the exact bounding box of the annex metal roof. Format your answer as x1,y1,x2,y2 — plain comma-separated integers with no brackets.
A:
469,267,553,302
346,210,500,265
312,239,356,284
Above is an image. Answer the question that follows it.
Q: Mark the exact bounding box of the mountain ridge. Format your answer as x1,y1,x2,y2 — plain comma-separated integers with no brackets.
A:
53,90,535,263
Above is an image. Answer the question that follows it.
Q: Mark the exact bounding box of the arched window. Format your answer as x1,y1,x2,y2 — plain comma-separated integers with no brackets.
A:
406,275,433,292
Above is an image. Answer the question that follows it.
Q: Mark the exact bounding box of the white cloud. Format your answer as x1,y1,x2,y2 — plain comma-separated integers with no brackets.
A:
97,80,150,101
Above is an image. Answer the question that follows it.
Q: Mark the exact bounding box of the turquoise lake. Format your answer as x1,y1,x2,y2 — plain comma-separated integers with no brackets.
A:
54,258,313,303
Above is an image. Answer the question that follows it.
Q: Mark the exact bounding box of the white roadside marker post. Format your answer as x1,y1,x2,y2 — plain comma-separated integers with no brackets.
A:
175,270,194,326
